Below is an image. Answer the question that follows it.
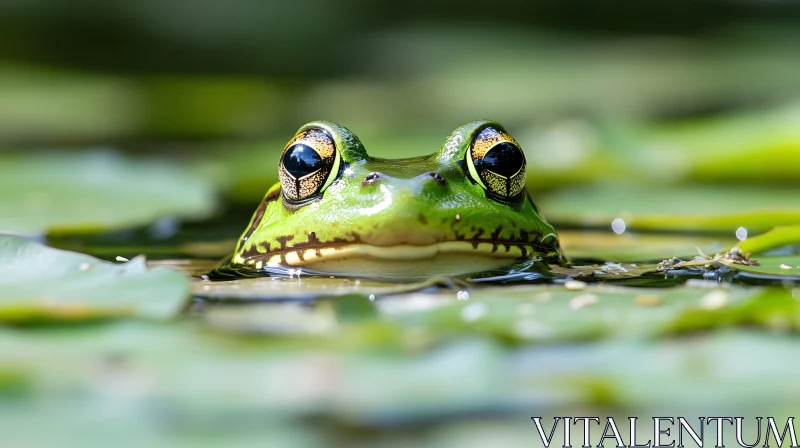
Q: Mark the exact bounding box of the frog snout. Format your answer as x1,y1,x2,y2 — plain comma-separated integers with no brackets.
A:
362,171,447,187
362,172,382,186
420,171,446,184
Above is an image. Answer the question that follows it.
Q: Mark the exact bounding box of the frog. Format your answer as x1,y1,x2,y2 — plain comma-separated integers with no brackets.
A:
225,120,564,278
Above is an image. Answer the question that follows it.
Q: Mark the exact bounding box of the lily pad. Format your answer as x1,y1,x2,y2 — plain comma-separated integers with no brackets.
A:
0,235,189,322
664,287,800,334
538,185,800,233
721,255,800,278
0,151,217,236
380,284,762,343
3,314,799,437
559,230,734,262
193,275,470,302
655,248,800,281
196,281,780,346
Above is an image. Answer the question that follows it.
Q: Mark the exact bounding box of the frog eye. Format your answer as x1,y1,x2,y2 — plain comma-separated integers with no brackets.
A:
279,128,341,202
465,127,526,199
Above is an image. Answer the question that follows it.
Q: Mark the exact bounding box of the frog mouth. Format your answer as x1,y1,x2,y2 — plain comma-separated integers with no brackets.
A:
236,237,559,271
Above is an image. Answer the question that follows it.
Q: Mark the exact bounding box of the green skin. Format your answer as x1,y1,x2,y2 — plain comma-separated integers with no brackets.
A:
229,120,563,277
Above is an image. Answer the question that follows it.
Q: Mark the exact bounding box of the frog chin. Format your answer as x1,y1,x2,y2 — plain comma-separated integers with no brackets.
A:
244,241,534,278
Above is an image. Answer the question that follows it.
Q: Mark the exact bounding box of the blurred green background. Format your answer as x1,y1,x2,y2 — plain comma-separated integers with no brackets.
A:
3,0,800,238
3,2,800,447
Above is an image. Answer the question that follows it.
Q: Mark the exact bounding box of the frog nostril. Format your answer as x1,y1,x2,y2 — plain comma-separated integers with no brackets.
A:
424,172,446,184
362,172,381,186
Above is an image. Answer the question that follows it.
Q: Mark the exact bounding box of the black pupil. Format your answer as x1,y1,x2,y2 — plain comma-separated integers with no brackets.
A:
282,144,323,178
482,142,523,176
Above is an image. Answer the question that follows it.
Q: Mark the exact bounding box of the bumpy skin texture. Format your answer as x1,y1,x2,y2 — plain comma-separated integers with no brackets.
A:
229,120,563,274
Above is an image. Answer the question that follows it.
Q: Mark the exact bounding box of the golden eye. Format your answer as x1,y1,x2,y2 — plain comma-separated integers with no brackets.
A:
465,127,526,199
279,128,341,202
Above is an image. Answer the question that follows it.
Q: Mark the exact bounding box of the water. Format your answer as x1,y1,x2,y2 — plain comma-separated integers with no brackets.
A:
21,201,800,446
46,203,800,305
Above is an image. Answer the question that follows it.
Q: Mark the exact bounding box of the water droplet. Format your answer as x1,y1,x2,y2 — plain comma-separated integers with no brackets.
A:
735,226,748,241
369,294,375,302
611,218,626,234
457,290,470,300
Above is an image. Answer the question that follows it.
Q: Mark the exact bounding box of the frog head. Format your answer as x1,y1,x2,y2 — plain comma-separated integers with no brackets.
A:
229,120,562,278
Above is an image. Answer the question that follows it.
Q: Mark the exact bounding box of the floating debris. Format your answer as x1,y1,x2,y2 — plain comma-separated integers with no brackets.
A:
115,256,129,262
780,264,793,270
564,280,587,290
723,247,758,265
635,294,663,307
592,262,631,276
657,257,684,270
657,247,759,271
570,293,598,310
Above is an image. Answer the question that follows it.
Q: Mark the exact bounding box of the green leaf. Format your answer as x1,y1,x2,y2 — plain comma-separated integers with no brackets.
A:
0,235,189,322
380,284,760,343
737,225,800,255
664,288,800,334
539,186,800,233
0,151,217,236
721,255,800,277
